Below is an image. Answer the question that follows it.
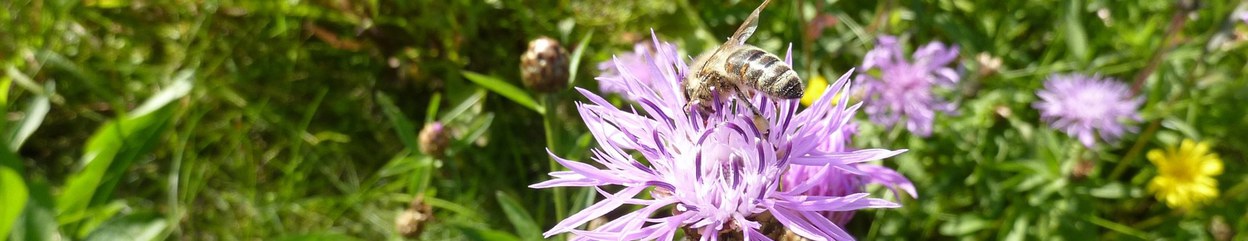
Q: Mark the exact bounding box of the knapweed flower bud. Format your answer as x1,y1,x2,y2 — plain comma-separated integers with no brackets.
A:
520,37,570,93
1071,158,1095,181
417,122,450,157
395,197,433,238
1211,216,1232,241
976,52,1002,77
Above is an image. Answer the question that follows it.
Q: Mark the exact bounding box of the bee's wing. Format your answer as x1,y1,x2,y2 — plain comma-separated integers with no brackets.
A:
726,0,771,47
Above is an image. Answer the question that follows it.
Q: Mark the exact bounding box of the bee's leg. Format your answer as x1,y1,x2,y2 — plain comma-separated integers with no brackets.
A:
732,87,771,137
732,87,764,118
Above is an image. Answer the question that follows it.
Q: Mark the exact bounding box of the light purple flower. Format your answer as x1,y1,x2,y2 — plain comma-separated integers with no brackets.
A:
858,35,960,137
596,41,673,99
1034,74,1143,148
780,124,916,226
533,32,909,241
1236,7,1248,25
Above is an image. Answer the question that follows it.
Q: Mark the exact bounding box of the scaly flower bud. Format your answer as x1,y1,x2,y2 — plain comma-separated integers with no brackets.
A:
417,122,451,157
395,196,433,238
520,37,570,93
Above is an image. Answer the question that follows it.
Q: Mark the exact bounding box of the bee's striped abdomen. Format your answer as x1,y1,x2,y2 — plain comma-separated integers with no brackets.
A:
724,46,804,99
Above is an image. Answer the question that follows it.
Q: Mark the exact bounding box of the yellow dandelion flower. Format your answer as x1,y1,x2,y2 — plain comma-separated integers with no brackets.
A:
800,75,830,106
1147,139,1223,209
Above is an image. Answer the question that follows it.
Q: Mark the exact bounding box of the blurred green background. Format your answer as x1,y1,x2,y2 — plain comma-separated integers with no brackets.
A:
1,0,1246,240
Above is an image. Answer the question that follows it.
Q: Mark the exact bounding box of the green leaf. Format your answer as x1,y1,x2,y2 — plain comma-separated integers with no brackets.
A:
423,197,478,218
1062,0,1090,63
1161,117,1201,140
6,93,49,151
458,113,494,147
462,71,544,114
566,32,593,87
10,180,63,241
440,90,486,123
70,201,127,238
0,75,11,108
495,191,542,241
56,75,191,233
82,213,166,241
939,215,988,236
1088,182,1142,199
376,92,418,151
5,66,44,97
131,71,193,117
1003,213,1030,241
84,0,127,8
0,165,28,239
425,92,442,124
377,154,421,178
1083,214,1150,239
410,156,435,195
453,222,522,241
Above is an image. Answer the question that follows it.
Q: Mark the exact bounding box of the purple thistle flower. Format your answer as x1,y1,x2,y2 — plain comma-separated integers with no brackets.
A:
596,41,673,99
1033,74,1143,148
780,124,916,226
533,31,910,241
858,35,960,137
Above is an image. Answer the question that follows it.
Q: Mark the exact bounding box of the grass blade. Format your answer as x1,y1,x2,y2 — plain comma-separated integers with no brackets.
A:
7,93,49,151
566,32,593,87
56,75,192,236
8,179,61,241
495,191,541,241
425,92,442,124
440,89,486,123
1062,0,1090,63
462,71,544,115
82,213,167,241
453,221,522,241
0,164,28,239
1083,214,1150,240
274,233,362,241
376,92,418,151
132,71,193,117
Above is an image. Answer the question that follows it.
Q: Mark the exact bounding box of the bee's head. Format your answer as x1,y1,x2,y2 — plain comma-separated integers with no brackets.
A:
682,81,718,115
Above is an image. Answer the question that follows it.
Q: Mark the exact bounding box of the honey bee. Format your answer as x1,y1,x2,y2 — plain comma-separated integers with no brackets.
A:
684,0,803,116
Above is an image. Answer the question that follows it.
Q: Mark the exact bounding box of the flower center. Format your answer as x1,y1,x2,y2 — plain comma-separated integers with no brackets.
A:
1163,156,1197,182
882,64,930,92
1063,89,1112,120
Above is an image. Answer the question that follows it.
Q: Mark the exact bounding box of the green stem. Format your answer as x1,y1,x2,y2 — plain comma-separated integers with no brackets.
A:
1084,214,1151,240
1110,121,1160,180
883,122,905,147
866,206,885,239
1128,5,1189,95
1112,1,1210,181
1133,208,1183,230
1223,178,1248,201
543,93,567,236
865,0,893,35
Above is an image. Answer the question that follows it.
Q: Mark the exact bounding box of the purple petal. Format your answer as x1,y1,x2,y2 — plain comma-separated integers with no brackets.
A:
858,164,918,199
544,186,645,237
790,149,908,166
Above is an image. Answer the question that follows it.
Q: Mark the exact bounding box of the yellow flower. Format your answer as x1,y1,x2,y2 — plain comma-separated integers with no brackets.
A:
800,75,830,106
1147,139,1223,209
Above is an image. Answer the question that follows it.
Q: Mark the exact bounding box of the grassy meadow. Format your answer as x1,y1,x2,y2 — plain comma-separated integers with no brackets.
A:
2,0,1248,240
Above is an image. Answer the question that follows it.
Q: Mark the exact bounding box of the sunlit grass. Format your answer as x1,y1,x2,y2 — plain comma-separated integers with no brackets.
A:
1,0,1246,240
